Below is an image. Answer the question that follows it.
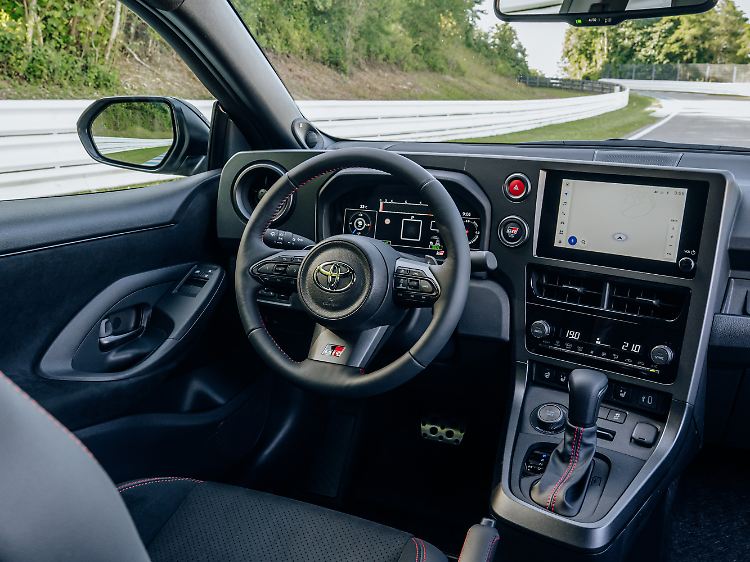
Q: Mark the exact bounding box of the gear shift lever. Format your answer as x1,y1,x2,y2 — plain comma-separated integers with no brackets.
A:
530,369,608,517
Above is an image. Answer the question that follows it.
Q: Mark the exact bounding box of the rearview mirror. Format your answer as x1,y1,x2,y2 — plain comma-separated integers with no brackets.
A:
495,0,716,25
77,96,210,176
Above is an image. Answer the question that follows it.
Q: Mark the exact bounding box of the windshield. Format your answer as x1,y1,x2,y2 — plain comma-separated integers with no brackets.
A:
234,0,750,149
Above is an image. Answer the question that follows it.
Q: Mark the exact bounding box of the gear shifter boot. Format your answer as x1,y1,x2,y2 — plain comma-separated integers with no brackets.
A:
530,422,597,516
530,369,608,517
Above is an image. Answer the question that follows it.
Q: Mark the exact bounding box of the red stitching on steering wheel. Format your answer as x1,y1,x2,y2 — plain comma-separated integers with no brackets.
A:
259,168,342,243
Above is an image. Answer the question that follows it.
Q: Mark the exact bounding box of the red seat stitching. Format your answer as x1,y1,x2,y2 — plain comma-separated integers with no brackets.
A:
411,537,420,562
419,538,428,562
117,477,203,494
486,536,499,562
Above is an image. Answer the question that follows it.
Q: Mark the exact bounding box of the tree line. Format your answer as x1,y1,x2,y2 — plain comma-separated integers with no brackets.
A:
1,0,531,96
562,0,750,79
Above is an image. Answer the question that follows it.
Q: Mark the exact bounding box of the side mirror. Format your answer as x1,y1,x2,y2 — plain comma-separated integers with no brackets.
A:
495,0,716,25
77,96,210,176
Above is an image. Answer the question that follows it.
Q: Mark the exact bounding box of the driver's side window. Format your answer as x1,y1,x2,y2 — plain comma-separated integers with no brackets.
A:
0,1,212,201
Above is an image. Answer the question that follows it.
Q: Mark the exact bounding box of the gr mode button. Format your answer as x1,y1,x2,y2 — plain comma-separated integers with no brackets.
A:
498,216,529,247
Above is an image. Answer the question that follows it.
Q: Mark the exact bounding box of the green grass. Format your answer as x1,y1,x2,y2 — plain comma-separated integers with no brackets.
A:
102,146,169,166
459,94,658,143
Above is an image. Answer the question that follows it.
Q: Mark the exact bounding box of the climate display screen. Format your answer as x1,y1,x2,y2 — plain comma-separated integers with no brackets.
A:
553,179,688,263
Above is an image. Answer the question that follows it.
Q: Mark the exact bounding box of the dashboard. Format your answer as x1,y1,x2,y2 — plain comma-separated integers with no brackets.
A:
215,143,745,554
216,149,736,408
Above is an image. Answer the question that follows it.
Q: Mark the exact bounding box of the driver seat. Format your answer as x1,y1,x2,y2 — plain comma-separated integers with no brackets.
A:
0,371,447,562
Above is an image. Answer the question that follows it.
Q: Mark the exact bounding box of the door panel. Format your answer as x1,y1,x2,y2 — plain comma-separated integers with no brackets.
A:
0,172,228,430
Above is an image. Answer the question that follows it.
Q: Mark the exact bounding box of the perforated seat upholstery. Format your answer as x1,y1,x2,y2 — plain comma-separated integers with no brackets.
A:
119,477,447,562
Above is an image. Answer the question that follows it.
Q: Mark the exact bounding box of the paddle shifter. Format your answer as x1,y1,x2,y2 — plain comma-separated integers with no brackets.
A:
531,369,608,517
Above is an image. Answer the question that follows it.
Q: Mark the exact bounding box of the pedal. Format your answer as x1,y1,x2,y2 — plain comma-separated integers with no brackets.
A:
420,417,465,446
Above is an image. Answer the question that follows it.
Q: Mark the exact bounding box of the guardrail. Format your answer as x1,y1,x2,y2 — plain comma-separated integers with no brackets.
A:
0,86,628,200
601,79,750,97
517,76,621,94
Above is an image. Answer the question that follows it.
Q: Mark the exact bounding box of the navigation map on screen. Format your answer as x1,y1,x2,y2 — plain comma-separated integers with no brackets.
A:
553,179,688,263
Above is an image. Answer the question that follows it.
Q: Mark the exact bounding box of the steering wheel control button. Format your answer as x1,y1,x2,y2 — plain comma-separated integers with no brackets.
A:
498,216,529,247
250,253,308,294
531,403,567,434
650,345,674,365
678,256,696,273
503,173,531,201
393,261,440,307
530,319,552,339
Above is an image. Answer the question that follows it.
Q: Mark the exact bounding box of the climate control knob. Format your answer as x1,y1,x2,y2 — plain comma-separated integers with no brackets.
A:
650,345,674,366
530,320,552,339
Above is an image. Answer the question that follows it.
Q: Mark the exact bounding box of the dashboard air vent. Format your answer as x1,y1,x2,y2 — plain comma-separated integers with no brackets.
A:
531,270,605,308
233,162,292,224
605,281,685,321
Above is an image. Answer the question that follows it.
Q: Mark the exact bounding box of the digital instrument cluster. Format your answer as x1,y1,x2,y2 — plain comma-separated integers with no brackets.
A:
341,197,482,257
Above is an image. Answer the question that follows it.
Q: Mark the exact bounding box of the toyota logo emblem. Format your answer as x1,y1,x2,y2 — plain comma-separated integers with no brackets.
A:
313,261,356,292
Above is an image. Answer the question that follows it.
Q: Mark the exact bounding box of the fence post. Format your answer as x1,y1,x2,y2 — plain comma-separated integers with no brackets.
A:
706,64,710,81
631,65,636,79
676,62,680,81
652,64,656,80
733,65,737,83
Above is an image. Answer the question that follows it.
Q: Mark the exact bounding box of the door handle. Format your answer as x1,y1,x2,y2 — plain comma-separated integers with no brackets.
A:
98,305,151,351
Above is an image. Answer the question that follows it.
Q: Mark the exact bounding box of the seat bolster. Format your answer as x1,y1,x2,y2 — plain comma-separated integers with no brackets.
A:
118,477,203,546
398,537,449,562
0,372,150,562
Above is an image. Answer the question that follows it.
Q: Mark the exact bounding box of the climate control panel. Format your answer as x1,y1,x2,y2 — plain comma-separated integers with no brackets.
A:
526,266,690,384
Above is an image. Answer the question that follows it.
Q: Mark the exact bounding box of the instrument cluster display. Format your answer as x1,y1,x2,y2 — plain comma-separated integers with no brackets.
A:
340,197,482,257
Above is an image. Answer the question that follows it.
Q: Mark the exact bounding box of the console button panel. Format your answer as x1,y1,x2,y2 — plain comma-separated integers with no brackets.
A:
532,362,670,419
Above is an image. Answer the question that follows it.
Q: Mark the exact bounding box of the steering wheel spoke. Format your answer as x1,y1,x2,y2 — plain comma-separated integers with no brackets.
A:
393,257,442,308
249,249,309,292
308,323,391,369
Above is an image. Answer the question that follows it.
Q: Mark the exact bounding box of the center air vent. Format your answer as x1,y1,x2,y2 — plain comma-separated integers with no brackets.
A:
605,281,686,321
233,162,293,224
530,266,689,321
530,269,605,308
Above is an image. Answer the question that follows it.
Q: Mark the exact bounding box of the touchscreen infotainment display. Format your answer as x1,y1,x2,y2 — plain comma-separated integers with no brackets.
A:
552,179,688,263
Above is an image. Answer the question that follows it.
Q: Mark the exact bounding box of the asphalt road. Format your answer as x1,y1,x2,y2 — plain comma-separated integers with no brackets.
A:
630,90,750,148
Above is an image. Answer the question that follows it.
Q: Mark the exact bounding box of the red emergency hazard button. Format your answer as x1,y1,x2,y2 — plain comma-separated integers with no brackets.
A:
503,174,531,201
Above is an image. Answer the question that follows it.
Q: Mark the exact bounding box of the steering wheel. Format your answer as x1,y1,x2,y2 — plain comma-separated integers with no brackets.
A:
235,147,470,397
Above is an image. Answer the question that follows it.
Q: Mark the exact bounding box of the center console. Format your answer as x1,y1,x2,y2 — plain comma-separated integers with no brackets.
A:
482,160,739,561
